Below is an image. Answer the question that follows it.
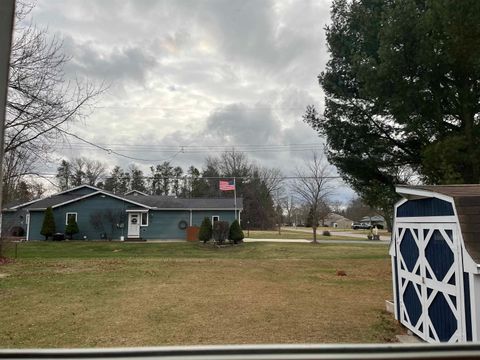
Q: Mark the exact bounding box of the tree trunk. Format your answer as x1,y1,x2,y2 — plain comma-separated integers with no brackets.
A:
312,226,317,243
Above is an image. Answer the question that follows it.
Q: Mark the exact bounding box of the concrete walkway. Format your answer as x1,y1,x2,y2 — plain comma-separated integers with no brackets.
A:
283,227,391,242
244,238,389,245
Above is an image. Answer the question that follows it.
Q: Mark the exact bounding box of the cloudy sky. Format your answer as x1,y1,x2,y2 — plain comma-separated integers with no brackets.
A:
25,0,355,202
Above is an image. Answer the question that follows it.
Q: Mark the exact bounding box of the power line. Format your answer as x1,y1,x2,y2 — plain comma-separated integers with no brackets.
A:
58,128,183,163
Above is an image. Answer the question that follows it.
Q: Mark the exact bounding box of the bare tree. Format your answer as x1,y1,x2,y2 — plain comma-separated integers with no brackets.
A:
291,153,336,243
257,166,283,196
85,159,105,186
218,150,251,177
4,3,105,195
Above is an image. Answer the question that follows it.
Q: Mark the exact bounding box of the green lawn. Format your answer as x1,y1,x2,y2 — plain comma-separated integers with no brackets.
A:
0,241,402,348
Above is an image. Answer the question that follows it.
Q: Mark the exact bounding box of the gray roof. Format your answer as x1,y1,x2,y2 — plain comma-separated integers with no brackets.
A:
4,185,243,211
25,193,87,209
124,195,243,209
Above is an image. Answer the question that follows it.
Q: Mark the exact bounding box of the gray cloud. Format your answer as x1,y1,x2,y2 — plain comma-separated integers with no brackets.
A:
29,0,356,203
62,36,158,85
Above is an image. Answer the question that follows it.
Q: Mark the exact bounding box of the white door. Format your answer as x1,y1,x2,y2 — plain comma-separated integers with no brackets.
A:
128,213,140,238
395,222,464,343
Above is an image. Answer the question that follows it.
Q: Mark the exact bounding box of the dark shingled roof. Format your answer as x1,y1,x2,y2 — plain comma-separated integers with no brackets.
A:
124,195,243,209
399,184,480,265
6,187,243,211
18,193,89,210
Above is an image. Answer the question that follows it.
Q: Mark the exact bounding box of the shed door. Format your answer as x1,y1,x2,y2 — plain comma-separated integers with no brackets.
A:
395,222,464,343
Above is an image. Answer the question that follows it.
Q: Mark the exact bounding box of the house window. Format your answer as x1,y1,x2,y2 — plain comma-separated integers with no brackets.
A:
66,212,77,225
212,215,220,224
141,212,148,226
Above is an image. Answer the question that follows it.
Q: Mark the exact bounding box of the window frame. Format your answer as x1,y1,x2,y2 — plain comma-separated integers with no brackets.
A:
65,212,78,225
140,212,149,226
212,215,220,224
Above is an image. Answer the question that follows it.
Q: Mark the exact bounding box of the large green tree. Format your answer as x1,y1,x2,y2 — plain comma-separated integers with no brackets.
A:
305,0,480,228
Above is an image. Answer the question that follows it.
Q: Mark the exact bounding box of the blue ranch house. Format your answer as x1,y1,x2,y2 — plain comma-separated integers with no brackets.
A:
2,185,243,241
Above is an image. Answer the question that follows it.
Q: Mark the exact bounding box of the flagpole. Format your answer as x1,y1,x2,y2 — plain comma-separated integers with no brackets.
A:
234,177,237,221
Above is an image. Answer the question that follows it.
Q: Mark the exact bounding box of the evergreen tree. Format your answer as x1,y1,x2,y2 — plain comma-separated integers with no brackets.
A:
198,217,213,243
56,160,71,191
305,0,480,230
228,219,244,244
65,216,79,240
40,207,56,240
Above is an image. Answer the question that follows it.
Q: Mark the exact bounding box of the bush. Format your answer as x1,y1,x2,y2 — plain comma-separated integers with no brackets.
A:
198,217,213,243
322,230,331,236
228,220,244,244
40,207,56,240
213,221,229,244
65,217,79,240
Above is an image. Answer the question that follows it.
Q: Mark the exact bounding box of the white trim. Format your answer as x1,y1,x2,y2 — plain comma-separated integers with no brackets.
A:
395,222,465,343
126,209,149,213
26,211,30,241
395,216,458,223
212,215,220,224
396,186,455,203
65,212,77,225
51,191,151,210
189,210,193,226
124,190,149,196
8,184,102,210
127,212,141,238
28,205,241,212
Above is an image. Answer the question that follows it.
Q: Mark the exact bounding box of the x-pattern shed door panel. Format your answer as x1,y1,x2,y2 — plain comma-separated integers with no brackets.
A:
395,222,464,343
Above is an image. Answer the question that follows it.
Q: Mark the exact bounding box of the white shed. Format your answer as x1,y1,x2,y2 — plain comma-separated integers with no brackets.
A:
390,185,480,343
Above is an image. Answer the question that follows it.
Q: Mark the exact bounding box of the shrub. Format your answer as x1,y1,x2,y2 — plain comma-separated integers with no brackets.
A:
228,220,244,244
65,217,79,240
213,221,229,244
40,207,56,240
322,230,331,236
198,217,213,243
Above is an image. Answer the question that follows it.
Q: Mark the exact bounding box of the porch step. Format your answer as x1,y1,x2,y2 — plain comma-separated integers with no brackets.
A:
125,237,146,242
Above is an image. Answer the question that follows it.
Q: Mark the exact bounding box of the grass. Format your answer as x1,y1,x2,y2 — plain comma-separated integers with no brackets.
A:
247,230,364,240
0,241,403,348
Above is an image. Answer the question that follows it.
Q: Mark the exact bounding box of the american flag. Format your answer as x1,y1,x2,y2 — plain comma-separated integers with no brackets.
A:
219,180,235,191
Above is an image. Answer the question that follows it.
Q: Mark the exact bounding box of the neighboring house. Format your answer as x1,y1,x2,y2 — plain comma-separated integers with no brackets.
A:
2,185,243,241
323,213,353,228
360,215,385,228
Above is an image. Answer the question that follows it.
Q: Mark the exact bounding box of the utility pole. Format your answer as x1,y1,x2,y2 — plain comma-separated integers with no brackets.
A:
0,0,16,255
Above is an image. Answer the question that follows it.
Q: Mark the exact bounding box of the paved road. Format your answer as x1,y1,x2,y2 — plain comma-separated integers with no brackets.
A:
283,227,391,242
244,238,389,245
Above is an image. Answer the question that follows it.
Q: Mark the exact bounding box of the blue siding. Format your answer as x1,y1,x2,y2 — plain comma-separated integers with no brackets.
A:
404,281,422,326
2,210,27,235
26,193,240,240
28,211,45,240
397,198,454,217
192,210,239,227
29,194,133,240
464,272,472,341
428,292,457,341
142,211,189,239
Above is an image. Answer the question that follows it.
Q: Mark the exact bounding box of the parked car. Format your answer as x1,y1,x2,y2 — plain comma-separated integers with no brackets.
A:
351,222,372,230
